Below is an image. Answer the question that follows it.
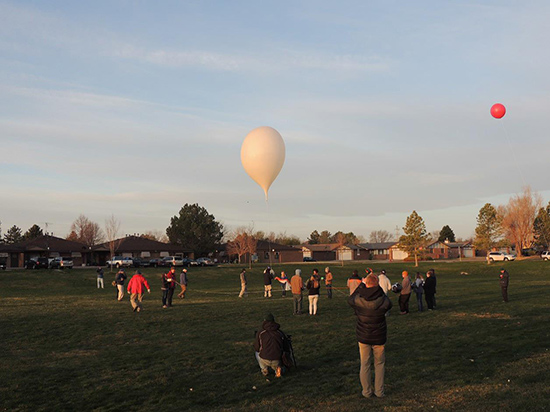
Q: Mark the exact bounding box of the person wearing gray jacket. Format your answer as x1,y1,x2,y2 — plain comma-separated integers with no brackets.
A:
398,271,412,314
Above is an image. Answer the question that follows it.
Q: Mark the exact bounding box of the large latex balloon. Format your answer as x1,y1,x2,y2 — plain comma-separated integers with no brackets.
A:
491,103,506,119
241,126,285,200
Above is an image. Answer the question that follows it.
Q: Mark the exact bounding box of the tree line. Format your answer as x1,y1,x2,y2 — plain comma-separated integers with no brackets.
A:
2,188,548,260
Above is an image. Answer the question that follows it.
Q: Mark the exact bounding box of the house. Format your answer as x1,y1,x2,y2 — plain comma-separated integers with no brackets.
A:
356,242,397,260
0,235,90,268
426,241,475,259
388,244,409,261
92,235,193,265
301,244,340,261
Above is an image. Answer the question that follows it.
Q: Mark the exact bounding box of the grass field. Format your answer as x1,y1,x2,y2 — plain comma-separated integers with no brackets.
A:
1,260,550,411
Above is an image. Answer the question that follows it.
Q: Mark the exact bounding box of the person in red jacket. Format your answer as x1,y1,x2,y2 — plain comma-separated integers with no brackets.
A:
127,270,151,312
162,267,177,308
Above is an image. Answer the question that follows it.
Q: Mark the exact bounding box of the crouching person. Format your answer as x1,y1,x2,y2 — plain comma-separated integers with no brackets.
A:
254,313,286,378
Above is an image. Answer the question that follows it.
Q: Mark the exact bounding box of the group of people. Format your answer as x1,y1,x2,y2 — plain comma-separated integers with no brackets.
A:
240,266,334,316
97,266,189,311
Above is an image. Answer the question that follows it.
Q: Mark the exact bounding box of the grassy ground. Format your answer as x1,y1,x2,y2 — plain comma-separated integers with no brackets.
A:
1,260,550,411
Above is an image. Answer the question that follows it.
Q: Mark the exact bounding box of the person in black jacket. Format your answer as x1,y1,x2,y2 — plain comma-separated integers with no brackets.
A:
254,314,286,378
115,269,127,301
263,267,273,298
424,271,436,310
348,274,392,398
161,267,177,308
499,268,509,302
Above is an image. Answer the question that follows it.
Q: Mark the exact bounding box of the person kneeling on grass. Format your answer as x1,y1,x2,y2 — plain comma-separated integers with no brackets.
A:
127,270,151,312
254,314,287,378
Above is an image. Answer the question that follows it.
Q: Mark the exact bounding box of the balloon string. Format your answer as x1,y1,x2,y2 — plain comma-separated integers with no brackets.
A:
266,198,273,268
500,121,526,188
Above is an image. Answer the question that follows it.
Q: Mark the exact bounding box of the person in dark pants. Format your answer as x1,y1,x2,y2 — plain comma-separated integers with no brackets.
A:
499,268,509,302
348,274,392,398
429,269,437,308
424,271,436,310
291,269,304,315
398,271,411,314
161,267,177,308
324,267,333,299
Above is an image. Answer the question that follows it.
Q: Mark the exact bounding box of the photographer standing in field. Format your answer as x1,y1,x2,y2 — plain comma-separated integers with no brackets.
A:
348,273,392,398
499,268,509,303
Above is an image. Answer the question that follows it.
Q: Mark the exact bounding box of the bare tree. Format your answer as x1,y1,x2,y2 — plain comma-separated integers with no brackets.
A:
227,226,257,268
105,215,122,272
70,215,104,247
498,186,542,257
334,232,347,267
369,230,393,243
141,230,169,243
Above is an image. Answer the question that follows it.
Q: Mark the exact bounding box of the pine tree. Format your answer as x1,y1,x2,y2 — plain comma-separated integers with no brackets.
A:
4,225,23,244
533,202,550,249
473,203,502,260
23,224,43,240
399,211,429,267
438,225,456,243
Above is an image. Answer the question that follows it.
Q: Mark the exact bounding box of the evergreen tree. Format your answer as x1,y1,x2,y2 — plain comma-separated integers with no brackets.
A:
473,203,502,259
4,225,23,244
533,202,550,249
23,224,43,240
438,225,456,243
399,211,429,267
307,230,320,244
166,203,224,257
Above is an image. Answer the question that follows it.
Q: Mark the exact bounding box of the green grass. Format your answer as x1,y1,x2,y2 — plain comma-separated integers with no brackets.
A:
1,260,550,411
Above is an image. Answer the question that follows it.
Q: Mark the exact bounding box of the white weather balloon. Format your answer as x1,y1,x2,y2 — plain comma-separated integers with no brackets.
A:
241,126,286,200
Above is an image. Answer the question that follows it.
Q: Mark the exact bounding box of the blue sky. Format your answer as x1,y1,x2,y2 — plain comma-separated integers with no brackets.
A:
1,1,550,241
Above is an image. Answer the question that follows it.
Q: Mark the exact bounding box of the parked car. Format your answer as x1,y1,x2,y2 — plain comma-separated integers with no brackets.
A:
195,257,214,266
50,256,74,269
132,258,151,268
303,257,317,262
189,259,199,266
486,251,516,262
182,258,193,267
25,257,50,269
541,251,550,260
0,261,5,270
161,256,184,267
106,256,134,268
149,258,163,267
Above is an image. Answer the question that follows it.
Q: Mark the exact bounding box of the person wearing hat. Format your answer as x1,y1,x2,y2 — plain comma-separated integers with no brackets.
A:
115,268,127,301
253,314,287,378
178,268,188,299
347,270,362,295
127,270,151,312
377,270,392,295
399,271,412,314
348,273,392,398
499,268,509,303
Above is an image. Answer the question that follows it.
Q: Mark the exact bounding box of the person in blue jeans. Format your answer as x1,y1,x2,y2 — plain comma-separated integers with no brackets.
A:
413,272,424,312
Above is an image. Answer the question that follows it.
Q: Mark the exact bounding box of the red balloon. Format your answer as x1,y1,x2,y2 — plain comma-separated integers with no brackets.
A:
491,103,506,119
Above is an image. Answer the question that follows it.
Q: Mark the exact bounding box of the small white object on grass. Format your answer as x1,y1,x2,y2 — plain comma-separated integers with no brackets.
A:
190,388,193,391
252,386,257,390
